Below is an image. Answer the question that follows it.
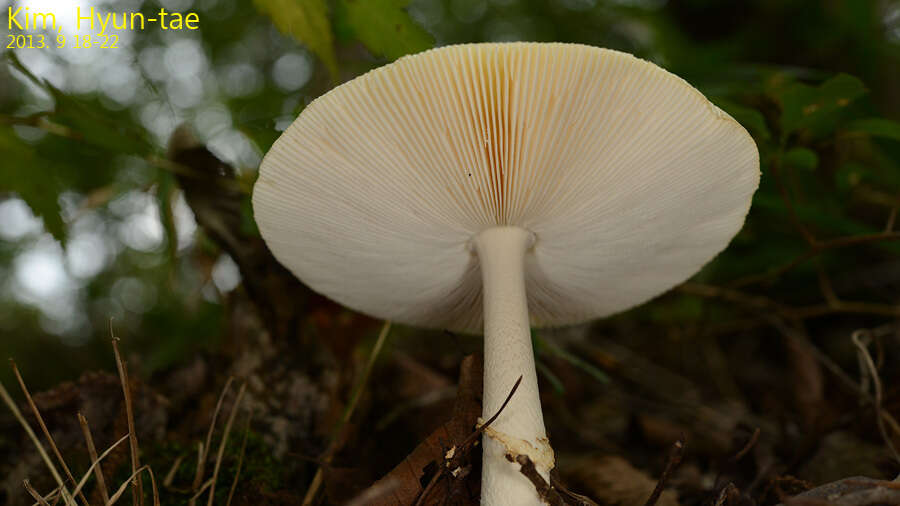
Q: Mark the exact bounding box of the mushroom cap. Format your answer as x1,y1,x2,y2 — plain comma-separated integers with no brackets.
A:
253,42,759,333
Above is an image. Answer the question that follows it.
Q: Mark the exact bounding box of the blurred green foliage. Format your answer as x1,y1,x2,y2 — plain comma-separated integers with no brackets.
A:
1,0,900,392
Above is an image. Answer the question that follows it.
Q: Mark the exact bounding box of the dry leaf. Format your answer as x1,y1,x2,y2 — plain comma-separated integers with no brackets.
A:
563,456,680,506
353,354,483,506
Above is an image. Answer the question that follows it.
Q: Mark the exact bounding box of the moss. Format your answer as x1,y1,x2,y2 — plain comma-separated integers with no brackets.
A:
132,428,286,505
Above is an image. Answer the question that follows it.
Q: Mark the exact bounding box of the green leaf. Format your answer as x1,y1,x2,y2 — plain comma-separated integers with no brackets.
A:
834,161,869,193
845,118,900,141
50,92,153,155
239,196,261,237
0,128,66,241
783,147,819,170
7,53,153,156
335,0,433,61
649,295,705,323
778,73,867,137
714,99,771,141
253,0,339,79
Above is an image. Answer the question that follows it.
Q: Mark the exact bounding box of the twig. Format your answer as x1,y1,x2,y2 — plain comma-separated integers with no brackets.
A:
163,454,187,488
505,454,565,506
207,383,247,506
225,414,252,506
852,331,900,464
10,360,84,506
681,282,900,319
193,377,235,493
26,485,61,506
24,480,52,506
815,263,840,307
106,465,160,506
885,207,897,232
644,439,685,506
413,465,444,506
302,321,392,506
550,474,601,506
68,434,130,499
77,413,111,505
770,159,817,246
731,428,760,462
731,231,900,288
714,483,741,506
188,479,214,503
111,335,143,506
342,321,393,432
468,375,523,447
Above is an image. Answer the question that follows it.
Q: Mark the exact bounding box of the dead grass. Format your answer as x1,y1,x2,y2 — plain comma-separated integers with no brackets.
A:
0,329,249,506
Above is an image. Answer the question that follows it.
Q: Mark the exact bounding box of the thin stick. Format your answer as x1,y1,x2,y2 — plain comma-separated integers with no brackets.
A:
506,454,565,506
188,479,214,502
194,377,235,493
78,413,111,505
731,231,900,288
770,160,817,246
6,359,77,504
551,475,600,506
852,331,900,463
226,414,252,506
163,454,187,488
643,439,685,506
342,321,393,432
207,382,247,506
112,336,143,506
68,435,130,498
24,480,52,506
885,207,897,232
107,465,160,506
27,485,61,506
414,467,444,506
302,321,393,506
473,376,522,439
731,428,760,462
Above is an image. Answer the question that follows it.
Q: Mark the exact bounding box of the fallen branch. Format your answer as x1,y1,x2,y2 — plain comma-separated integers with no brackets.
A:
505,454,566,506
644,439,685,506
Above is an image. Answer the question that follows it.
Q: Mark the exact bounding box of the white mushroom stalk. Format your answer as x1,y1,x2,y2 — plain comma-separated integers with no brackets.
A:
252,42,760,506
475,226,552,505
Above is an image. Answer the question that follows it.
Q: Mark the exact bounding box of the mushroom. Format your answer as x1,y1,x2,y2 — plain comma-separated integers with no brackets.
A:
252,42,759,505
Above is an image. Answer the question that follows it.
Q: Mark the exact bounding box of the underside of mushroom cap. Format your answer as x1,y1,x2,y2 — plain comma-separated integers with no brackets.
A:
252,42,760,333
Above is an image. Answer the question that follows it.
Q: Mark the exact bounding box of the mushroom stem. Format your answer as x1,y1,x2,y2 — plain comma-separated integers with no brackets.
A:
474,226,553,506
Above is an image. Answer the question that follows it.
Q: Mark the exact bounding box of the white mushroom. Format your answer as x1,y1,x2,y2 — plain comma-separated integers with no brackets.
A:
253,42,759,505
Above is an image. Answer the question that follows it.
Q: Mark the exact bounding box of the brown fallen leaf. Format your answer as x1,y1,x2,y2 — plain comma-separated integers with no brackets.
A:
562,456,680,506
778,476,900,506
352,354,483,506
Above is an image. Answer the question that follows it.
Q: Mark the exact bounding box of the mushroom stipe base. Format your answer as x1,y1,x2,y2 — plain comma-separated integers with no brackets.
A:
475,226,553,506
